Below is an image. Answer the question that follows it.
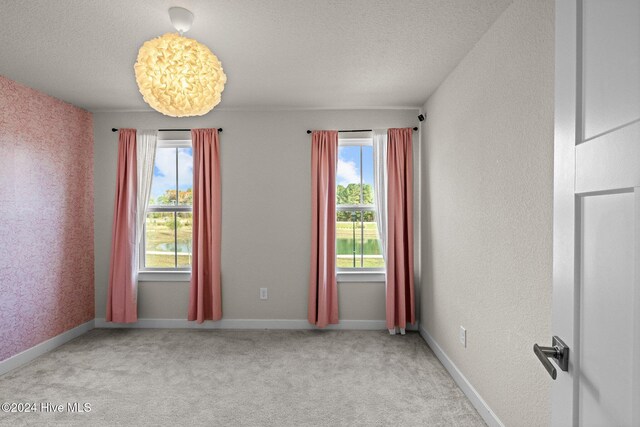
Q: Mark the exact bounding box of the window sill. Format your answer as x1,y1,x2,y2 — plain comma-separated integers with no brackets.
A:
337,271,385,283
138,271,191,282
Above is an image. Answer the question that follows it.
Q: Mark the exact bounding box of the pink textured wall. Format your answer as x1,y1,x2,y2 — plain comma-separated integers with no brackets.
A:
0,75,94,361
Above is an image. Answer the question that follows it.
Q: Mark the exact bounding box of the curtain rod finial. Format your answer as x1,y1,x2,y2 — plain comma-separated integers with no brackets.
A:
307,130,312,134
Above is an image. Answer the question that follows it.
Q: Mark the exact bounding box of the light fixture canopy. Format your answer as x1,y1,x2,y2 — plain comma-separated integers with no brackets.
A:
134,7,227,117
168,7,194,35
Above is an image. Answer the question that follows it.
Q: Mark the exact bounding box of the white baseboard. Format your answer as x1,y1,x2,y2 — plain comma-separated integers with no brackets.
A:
419,324,504,427
95,318,419,331
0,320,95,377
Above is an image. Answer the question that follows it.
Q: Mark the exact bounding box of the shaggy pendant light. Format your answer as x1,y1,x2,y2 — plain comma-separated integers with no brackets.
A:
134,7,227,117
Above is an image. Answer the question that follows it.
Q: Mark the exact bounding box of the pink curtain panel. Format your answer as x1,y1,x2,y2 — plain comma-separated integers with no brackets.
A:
308,130,339,327
106,129,138,323
386,128,415,330
188,129,222,323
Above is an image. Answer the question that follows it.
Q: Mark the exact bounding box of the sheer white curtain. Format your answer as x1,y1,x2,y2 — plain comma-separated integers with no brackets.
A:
372,129,388,268
374,129,397,334
135,130,158,263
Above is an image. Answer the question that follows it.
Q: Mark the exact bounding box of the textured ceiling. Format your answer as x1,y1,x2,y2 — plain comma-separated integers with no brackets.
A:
0,0,512,112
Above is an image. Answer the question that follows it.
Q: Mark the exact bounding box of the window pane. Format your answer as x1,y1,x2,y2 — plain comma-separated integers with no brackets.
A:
337,211,362,268
336,140,383,270
363,211,384,268
177,147,193,206
145,212,176,268
176,212,192,267
336,210,384,269
362,145,374,204
337,146,361,205
150,147,177,206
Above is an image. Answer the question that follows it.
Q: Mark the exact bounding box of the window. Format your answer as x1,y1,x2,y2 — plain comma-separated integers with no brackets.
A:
336,137,384,272
140,140,193,273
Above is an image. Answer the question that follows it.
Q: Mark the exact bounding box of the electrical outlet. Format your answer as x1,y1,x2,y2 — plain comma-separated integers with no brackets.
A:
459,326,466,348
260,288,268,300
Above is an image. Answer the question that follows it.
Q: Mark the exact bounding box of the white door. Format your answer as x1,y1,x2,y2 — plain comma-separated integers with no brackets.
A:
550,0,640,426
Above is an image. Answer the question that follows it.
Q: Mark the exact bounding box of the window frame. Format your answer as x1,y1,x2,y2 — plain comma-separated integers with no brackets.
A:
336,136,385,279
138,139,193,281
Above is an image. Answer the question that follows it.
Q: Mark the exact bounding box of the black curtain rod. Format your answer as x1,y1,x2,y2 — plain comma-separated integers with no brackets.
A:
306,127,418,134
111,128,223,133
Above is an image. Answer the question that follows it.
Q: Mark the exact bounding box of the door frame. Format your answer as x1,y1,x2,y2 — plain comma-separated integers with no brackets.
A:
552,0,579,425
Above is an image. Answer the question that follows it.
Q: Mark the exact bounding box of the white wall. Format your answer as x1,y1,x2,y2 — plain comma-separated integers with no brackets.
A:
94,109,420,322
420,0,554,426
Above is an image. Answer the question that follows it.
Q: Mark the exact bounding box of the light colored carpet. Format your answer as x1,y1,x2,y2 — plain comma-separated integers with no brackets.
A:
0,329,485,426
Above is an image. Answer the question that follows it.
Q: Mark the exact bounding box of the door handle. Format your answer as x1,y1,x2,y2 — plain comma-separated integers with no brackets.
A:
533,336,569,380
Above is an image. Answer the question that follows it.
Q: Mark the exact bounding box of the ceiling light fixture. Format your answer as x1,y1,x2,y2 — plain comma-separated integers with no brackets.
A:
134,7,227,117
